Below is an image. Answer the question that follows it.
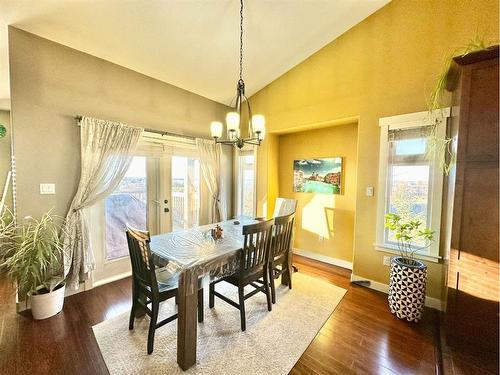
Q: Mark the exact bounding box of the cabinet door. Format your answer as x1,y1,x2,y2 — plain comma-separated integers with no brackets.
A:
446,55,499,355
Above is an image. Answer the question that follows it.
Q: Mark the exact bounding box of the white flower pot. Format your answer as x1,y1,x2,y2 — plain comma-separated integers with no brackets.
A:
30,283,65,320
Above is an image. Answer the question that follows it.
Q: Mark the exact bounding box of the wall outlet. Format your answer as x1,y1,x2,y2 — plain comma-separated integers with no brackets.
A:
383,256,391,266
40,183,56,195
366,186,374,197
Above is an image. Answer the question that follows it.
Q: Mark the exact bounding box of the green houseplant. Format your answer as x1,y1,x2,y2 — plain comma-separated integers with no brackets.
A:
426,35,497,174
0,209,66,320
384,213,434,322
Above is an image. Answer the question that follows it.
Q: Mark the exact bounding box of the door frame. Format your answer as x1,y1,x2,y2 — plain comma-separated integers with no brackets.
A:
87,133,204,289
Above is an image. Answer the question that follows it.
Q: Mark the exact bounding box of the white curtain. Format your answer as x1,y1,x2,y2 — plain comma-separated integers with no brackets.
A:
196,138,226,223
62,116,143,289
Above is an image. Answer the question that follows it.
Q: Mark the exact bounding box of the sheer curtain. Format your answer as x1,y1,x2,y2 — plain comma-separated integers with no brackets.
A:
62,116,143,289
196,138,226,223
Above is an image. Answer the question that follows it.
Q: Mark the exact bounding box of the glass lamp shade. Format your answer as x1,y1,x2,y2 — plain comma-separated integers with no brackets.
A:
251,114,265,136
226,112,240,132
210,121,223,139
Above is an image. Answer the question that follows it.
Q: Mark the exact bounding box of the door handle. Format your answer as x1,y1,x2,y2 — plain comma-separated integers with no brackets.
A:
164,208,170,213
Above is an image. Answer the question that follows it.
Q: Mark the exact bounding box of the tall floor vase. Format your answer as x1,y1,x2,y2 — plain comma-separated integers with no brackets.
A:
388,257,427,322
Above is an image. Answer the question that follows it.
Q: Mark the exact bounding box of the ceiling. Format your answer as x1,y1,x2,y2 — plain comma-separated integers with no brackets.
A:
0,0,389,109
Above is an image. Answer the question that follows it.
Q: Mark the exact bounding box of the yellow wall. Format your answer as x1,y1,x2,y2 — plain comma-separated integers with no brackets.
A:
279,124,357,264
251,0,499,299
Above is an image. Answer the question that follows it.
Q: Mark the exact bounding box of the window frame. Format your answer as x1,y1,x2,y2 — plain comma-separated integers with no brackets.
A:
375,108,450,262
234,146,257,217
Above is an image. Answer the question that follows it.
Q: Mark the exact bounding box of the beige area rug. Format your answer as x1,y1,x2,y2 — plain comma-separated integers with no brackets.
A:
93,272,346,374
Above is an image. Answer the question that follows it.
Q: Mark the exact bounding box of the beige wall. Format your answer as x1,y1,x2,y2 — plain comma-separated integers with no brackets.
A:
8,27,232,220
0,110,11,209
279,124,357,264
251,0,499,299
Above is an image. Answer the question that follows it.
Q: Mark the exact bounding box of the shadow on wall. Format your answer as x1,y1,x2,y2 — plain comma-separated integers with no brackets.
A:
301,194,335,238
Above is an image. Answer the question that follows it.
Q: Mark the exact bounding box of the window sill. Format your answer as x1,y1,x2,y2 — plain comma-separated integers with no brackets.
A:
374,243,441,264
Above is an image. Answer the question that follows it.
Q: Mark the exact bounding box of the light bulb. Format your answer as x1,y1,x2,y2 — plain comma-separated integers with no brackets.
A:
252,114,265,136
258,127,266,141
226,112,240,133
210,121,223,139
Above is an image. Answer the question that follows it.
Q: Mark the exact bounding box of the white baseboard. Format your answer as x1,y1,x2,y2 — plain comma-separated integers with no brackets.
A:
91,271,132,288
293,248,353,270
351,273,443,311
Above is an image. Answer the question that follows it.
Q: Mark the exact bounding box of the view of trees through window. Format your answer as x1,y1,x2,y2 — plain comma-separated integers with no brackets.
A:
105,156,147,260
385,134,431,247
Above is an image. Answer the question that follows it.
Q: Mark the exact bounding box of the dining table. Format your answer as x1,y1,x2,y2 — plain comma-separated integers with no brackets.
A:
149,216,260,370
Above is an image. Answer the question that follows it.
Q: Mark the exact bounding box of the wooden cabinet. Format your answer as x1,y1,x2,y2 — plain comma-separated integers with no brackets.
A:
443,46,499,364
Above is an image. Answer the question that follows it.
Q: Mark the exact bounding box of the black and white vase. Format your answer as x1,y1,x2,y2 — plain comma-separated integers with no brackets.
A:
388,256,427,322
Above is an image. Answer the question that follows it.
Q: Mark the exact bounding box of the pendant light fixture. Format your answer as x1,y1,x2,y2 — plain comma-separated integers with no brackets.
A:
210,0,265,149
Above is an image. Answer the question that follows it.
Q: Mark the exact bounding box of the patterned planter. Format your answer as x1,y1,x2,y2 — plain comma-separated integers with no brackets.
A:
388,256,427,322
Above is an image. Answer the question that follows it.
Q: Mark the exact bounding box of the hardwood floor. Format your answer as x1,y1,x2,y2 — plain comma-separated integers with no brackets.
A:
0,256,441,374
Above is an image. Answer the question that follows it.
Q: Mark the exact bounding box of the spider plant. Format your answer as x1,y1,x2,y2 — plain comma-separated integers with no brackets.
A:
426,34,496,174
0,209,65,297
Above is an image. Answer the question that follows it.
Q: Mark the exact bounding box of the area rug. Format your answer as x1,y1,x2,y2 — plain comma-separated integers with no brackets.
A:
92,272,346,374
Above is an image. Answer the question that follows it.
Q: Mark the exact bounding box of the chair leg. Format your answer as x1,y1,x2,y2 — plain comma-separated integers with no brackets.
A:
198,288,204,323
147,300,159,354
129,284,137,330
209,282,215,308
238,285,246,331
287,266,293,290
263,269,272,312
269,266,276,304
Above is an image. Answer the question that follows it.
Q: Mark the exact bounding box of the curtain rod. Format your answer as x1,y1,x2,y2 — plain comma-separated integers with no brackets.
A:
75,115,200,141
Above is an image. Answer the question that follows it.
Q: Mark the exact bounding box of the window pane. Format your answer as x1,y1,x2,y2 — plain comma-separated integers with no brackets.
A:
239,154,255,217
395,138,427,155
105,156,147,260
172,156,200,231
387,164,430,246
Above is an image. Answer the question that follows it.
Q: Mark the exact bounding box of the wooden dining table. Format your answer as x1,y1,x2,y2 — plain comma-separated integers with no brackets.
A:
149,217,258,370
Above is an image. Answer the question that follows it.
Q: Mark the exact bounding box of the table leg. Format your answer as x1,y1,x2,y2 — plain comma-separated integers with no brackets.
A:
177,269,198,370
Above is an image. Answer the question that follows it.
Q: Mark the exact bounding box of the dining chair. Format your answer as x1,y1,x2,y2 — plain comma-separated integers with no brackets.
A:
208,219,275,331
273,197,297,217
269,212,295,304
126,227,204,354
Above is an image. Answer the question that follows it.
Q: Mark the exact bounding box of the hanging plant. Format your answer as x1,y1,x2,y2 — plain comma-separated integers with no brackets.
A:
426,35,496,174
0,123,6,139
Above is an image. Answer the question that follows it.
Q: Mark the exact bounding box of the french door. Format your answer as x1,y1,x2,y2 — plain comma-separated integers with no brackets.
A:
89,144,201,286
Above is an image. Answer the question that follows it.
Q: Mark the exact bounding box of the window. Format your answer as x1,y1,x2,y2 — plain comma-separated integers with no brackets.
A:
171,155,200,231
105,156,147,260
376,109,450,261
236,148,256,217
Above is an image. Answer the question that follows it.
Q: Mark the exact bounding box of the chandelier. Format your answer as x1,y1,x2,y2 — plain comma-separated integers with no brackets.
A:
210,0,265,149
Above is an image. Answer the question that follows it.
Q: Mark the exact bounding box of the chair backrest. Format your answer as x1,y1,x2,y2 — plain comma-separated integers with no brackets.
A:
271,212,295,260
126,226,158,293
240,218,275,276
273,198,297,217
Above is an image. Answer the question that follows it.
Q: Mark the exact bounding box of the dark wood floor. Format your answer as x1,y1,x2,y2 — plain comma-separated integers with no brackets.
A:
0,256,442,374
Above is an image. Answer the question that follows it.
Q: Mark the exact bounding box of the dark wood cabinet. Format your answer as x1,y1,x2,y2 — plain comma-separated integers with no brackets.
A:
443,46,499,368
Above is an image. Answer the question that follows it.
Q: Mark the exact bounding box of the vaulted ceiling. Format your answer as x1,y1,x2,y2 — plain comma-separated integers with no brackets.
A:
0,0,389,109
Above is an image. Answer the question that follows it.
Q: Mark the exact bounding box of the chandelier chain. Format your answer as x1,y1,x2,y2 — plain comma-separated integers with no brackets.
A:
239,0,243,81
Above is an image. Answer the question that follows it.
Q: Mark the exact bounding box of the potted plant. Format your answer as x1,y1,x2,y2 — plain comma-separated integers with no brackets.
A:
0,209,66,320
384,213,434,322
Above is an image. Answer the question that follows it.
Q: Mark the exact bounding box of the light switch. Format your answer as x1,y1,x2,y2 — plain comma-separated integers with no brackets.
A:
40,183,56,195
366,186,374,197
